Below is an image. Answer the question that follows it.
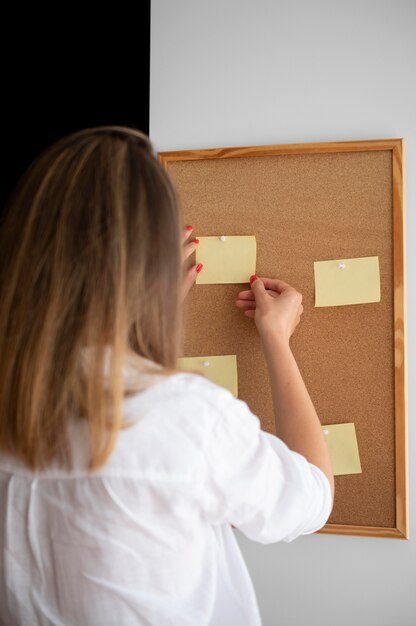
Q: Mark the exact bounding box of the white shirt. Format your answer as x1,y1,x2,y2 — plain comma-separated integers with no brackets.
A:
0,371,332,626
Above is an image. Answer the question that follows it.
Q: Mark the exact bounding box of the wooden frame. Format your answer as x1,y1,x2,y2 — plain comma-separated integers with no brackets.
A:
159,139,408,539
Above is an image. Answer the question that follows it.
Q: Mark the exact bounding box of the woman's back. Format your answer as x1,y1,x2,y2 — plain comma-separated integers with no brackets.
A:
0,372,331,626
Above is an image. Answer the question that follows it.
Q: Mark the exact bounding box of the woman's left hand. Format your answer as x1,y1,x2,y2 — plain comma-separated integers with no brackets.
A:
181,226,203,300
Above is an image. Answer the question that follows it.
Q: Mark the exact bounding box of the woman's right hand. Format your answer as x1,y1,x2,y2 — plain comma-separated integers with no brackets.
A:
235,276,304,344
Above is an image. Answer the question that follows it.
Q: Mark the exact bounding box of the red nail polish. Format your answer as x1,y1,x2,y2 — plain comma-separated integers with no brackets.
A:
196,263,203,273
250,275,257,283
186,225,193,231
193,238,199,244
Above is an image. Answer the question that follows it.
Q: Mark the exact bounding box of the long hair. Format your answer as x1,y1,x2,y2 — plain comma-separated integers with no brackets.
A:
0,126,182,470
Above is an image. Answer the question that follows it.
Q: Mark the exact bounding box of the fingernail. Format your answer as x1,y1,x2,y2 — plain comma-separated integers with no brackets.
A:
192,238,199,244
186,225,193,231
196,263,203,273
250,275,257,283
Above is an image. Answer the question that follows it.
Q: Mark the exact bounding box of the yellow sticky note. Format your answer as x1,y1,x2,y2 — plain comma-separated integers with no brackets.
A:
314,256,380,307
178,355,238,396
322,423,362,476
196,236,256,284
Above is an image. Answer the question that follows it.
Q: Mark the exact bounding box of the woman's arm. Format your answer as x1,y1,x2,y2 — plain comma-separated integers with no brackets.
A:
236,276,335,500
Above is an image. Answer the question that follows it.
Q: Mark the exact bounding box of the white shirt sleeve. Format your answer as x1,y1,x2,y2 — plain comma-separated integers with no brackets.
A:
200,389,333,544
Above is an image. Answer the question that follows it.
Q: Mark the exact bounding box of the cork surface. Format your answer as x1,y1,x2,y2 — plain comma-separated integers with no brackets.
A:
168,150,395,528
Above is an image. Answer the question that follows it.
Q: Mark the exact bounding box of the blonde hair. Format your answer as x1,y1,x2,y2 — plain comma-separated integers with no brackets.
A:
0,126,182,470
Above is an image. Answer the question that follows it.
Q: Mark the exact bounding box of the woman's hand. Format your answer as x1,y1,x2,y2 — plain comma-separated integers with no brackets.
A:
181,226,203,301
235,276,303,344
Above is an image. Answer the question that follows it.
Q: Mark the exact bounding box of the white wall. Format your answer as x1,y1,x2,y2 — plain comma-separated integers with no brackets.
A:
150,1,416,624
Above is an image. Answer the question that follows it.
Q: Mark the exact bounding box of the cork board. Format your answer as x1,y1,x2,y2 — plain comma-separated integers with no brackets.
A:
158,139,408,539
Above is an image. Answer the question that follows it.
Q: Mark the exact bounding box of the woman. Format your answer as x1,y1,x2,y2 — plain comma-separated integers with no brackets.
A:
0,126,334,625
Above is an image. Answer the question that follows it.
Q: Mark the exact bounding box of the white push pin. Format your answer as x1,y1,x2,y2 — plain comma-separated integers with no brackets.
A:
338,262,346,270
202,360,210,367
219,235,226,242
323,429,329,435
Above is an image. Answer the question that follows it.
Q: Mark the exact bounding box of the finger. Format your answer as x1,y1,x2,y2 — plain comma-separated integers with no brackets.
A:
181,225,194,244
250,276,267,302
257,277,294,293
237,288,276,300
244,310,256,319
181,264,200,301
235,299,256,310
182,238,199,261
236,290,255,300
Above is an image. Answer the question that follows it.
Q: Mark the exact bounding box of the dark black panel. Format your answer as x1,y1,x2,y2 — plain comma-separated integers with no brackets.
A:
1,3,151,212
